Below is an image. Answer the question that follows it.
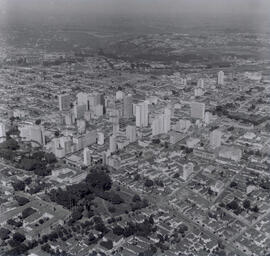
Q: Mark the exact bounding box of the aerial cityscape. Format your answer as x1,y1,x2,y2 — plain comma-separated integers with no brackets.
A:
0,0,270,255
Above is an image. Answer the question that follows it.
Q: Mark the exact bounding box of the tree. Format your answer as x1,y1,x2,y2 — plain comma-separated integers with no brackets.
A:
144,179,154,187
132,194,141,202
109,192,124,204
113,226,124,236
22,207,37,219
15,196,29,206
35,119,41,125
0,228,10,240
13,232,26,243
44,152,57,163
0,138,19,150
178,224,188,234
243,199,251,210
86,170,112,191
226,200,239,210
252,205,259,213
100,240,113,250
12,180,26,191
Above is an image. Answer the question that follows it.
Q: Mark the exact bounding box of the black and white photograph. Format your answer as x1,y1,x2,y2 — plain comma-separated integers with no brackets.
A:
0,0,270,255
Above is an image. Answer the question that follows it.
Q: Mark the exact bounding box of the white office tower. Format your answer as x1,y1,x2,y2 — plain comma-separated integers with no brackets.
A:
74,104,86,119
88,93,101,108
116,90,125,100
183,78,187,87
135,101,149,127
218,71,224,85
77,92,88,106
77,119,86,134
0,123,6,143
59,94,72,111
152,115,164,136
174,119,191,132
109,136,117,153
93,104,104,117
194,88,204,97
183,163,194,181
97,132,104,145
123,94,133,118
163,107,171,133
204,112,212,125
19,125,45,146
152,108,171,136
53,138,65,158
210,129,222,149
197,78,204,88
83,148,91,166
65,112,75,126
31,126,45,146
126,125,137,143
112,116,119,136
191,102,205,119
77,92,102,111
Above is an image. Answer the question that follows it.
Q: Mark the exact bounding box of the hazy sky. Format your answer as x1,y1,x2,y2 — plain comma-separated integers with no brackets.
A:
1,0,270,29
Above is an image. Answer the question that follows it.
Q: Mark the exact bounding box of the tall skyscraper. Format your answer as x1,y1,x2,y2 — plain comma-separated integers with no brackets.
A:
197,78,204,88
210,129,222,149
151,107,171,136
97,132,104,145
83,147,91,166
163,107,171,133
109,136,117,153
112,116,119,136
19,125,45,147
0,123,6,143
218,71,224,85
126,125,137,143
135,101,149,127
74,104,86,119
116,90,125,100
152,115,164,136
191,102,205,119
59,94,72,111
123,94,133,118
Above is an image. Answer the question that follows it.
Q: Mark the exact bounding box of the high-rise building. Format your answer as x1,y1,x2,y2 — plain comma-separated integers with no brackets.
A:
92,104,104,117
204,112,212,125
59,94,72,111
74,104,86,119
19,125,45,147
83,148,91,166
183,162,194,181
116,90,125,100
64,112,75,126
151,108,171,136
77,92,104,112
194,88,204,97
191,102,205,119
77,92,88,106
123,94,133,118
112,116,120,136
152,115,164,136
163,107,171,133
135,101,149,127
126,125,136,143
77,119,86,134
0,123,6,143
197,78,204,88
210,129,222,149
173,119,191,132
97,132,104,145
109,136,117,153
218,71,224,85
